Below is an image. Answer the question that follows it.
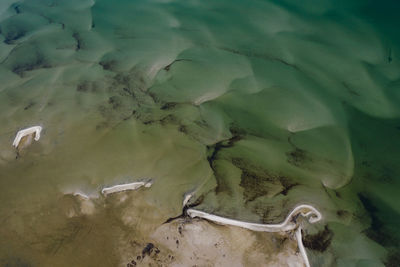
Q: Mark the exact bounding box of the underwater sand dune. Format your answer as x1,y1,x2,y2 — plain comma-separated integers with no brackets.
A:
0,0,399,266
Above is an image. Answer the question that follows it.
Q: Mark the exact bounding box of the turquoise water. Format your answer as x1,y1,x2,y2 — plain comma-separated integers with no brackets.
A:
0,0,399,266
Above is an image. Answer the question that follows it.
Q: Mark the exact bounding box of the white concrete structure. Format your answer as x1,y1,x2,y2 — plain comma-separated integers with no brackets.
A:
12,126,42,148
185,196,321,267
101,181,152,196
187,204,321,232
296,227,311,267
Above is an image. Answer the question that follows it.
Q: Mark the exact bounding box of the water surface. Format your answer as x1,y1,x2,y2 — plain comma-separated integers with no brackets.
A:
0,0,399,266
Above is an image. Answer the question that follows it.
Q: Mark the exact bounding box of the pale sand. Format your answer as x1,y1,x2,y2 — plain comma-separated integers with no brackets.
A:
61,190,308,266
150,219,305,267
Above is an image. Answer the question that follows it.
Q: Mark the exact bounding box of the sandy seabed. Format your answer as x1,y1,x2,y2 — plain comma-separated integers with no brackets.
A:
0,0,400,266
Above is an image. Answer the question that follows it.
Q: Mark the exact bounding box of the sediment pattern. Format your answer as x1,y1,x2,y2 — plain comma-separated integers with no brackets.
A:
0,0,399,266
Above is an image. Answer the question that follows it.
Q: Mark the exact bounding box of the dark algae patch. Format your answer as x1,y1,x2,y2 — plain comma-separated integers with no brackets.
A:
206,135,243,170
11,52,51,77
206,134,243,194
232,158,299,202
286,136,312,167
302,226,333,252
279,177,299,196
163,59,192,71
385,250,400,267
286,147,308,167
72,32,83,51
237,165,275,202
99,59,118,71
3,28,26,44
358,193,399,247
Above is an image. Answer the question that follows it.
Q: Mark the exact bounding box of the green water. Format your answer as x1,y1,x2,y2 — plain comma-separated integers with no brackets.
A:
0,0,399,266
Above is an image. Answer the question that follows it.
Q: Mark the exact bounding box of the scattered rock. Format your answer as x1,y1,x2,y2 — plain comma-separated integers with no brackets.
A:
142,243,155,257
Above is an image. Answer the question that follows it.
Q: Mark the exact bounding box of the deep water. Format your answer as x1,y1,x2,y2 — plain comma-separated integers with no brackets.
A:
0,0,399,266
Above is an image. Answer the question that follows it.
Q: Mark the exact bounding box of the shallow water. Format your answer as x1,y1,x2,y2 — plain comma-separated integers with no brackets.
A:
0,0,399,266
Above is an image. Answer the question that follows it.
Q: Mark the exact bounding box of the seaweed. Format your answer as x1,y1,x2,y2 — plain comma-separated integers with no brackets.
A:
159,114,178,125
11,3,21,14
239,168,272,202
72,32,83,51
178,125,187,133
217,46,300,71
207,135,242,171
76,81,90,92
359,193,383,231
336,210,351,219
342,82,360,96
163,59,192,71
286,148,308,167
108,96,122,110
148,92,159,103
23,101,35,110
358,193,398,247
302,226,333,252
229,124,246,137
160,102,178,110
4,28,26,44
76,81,101,93
286,136,312,167
388,48,392,63
99,59,117,71
11,53,51,76
112,72,147,93
385,249,400,267
232,158,298,201
279,176,299,196
122,87,135,97
207,135,242,194
361,160,372,167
